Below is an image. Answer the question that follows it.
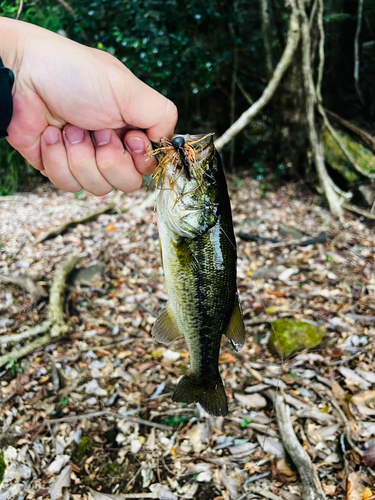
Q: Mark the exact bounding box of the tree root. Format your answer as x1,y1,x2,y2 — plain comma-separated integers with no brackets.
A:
0,274,48,302
0,255,82,368
343,203,375,220
34,204,114,244
275,395,326,500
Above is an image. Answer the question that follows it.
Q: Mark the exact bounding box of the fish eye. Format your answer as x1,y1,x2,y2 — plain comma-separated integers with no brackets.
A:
172,136,185,150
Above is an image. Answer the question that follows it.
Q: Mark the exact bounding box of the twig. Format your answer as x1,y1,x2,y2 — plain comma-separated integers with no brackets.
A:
215,0,300,151
48,410,171,431
324,109,375,153
16,0,24,19
89,490,159,499
343,203,375,220
297,0,343,220
0,274,48,302
354,0,365,105
236,77,254,105
275,395,326,500
0,323,49,344
330,342,374,366
0,255,82,368
324,391,363,457
241,488,284,500
34,205,114,244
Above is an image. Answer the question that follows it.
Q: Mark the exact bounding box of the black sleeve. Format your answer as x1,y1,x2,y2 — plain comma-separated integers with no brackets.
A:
0,56,15,139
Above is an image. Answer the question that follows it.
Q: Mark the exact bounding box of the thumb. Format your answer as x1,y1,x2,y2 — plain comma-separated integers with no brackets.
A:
111,62,178,142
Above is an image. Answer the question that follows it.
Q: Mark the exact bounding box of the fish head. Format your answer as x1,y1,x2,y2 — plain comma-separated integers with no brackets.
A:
152,133,221,238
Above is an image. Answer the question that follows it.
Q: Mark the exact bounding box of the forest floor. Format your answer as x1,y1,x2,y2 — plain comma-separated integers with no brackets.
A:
0,175,374,500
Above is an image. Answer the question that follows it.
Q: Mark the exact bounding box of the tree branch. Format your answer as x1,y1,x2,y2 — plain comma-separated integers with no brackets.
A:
215,0,300,151
275,395,326,500
297,0,343,220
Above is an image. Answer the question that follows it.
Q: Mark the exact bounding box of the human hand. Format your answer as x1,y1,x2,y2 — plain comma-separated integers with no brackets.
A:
1,17,177,195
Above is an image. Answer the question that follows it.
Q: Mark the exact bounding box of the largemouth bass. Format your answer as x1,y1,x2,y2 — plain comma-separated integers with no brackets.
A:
151,133,245,416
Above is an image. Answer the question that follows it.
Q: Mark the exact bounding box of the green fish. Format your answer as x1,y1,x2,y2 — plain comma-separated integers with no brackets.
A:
151,133,245,416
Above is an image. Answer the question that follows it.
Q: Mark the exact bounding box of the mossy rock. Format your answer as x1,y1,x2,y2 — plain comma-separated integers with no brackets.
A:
269,319,325,358
322,127,375,186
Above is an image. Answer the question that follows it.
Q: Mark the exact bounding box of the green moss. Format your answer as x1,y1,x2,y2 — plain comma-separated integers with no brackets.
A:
0,452,6,484
102,463,118,475
322,127,375,185
269,319,325,358
76,436,93,461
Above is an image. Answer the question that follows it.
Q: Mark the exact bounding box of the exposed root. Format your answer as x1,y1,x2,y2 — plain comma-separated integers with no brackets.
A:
34,204,114,244
343,202,375,220
0,274,48,302
0,255,82,368
275,395,326,500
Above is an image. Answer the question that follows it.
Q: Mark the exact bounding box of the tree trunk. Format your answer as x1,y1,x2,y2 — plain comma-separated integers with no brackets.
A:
275,41,310,179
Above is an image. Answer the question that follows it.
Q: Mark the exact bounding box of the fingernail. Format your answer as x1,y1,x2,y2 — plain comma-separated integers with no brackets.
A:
93,130,111,146
65,126,84,144
43,128,59,145
126,136,146,154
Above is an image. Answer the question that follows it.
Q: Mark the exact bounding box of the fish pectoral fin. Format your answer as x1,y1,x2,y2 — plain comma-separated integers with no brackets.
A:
225,294,246,352
151,303,184,344
172,238,201,274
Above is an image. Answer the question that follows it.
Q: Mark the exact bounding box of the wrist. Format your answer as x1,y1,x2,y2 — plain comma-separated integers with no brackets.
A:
0,17,22,77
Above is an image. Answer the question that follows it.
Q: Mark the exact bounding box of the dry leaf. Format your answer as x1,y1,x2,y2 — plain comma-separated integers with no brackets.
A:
219,352,236,363
106,223,116,232
363,443,375,469
347,471,367,500
322,483,337,496
50,465,71,500
352,390,375,407
363,488,374,500
234,392,267,409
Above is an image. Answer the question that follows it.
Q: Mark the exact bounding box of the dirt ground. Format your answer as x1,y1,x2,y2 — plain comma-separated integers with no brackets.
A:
0,176,374,500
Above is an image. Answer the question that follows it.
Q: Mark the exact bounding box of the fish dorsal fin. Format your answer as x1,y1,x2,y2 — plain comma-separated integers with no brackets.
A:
152,303,184,344
225,294,245,352
172,238,201,274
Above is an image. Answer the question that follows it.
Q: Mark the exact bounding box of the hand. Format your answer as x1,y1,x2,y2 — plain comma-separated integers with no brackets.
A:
1,18,177,195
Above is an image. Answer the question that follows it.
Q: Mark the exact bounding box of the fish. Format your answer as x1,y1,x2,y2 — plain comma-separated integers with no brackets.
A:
150,133,245,416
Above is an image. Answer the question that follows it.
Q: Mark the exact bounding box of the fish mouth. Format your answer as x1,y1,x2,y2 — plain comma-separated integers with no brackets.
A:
150,133,215,187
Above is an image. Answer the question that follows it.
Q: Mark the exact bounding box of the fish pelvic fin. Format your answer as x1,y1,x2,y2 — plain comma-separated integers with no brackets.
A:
172,372,228,417
225,293,245,352
152,303,184,344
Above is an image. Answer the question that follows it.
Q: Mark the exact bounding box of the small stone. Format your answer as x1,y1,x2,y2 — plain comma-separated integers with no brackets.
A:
163,349,180,362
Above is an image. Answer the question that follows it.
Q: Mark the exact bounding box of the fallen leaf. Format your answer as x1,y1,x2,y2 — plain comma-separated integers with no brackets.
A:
106,223,116,232
347,471,367,500
234,392,267,409
363,443,375,469
50,465,71,500
219,352,236,363
352,390,375,407
322,483,337,496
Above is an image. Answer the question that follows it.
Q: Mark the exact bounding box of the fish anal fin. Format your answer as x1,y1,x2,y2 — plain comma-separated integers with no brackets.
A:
225,294,245,352
172,372,228,417
151,303,184,344
172,238,200,274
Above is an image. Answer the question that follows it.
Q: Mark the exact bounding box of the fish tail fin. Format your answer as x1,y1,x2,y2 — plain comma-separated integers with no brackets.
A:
172,372,228,416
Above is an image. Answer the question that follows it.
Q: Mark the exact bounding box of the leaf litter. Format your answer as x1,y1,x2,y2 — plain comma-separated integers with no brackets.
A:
0,177,374,499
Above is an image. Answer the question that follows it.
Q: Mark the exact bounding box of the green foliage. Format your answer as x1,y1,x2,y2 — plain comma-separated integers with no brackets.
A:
5,359,23,373
75,436,93,461
0,452,5,484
